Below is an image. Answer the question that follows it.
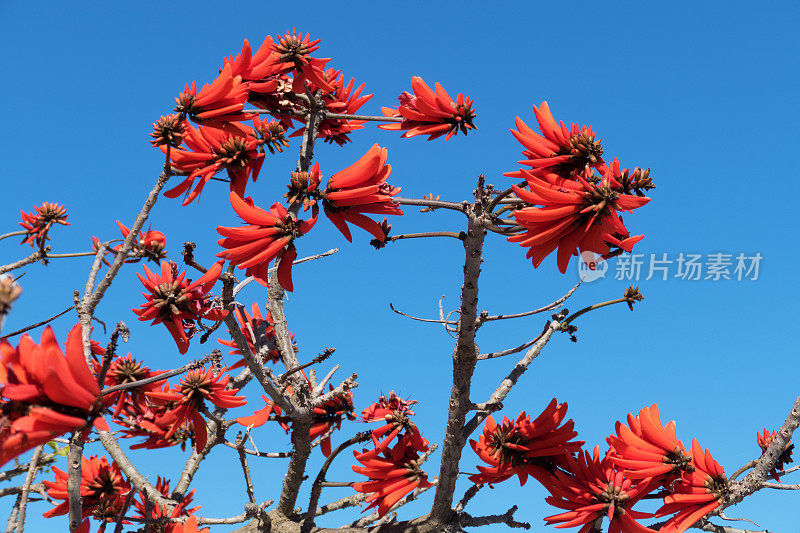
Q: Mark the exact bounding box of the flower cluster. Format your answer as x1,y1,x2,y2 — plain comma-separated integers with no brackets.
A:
218,302,295,368
92,221,167,266
131,477,200,533
506,103,653,272
756,428,793,481
469,399,583,487
351,392,430,517
146,367,246,452
133,260,228,354
0,326,107,466
18,202,70,248
43,455,131,523
379,77,476,141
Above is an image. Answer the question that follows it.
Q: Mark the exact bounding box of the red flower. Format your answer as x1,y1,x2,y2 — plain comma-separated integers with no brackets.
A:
173,64,254,134
218,302,291,368
656,439,729,533
508,165,650,273
216,193,318,291
43,455,131,522
116,221,167,260
352,440,433,517
93,353,161,417
508,102,605,181
132,477,200,533
0,325,107,466
321,144,402,243
133,260,228,355
272,30,334,94
223,37,284,94
543,446,656,533
607,404,693,485
756,428,793,482
379,77,476,141
468,399,583,487
19,202,69,248
360,392,427,458
162,123,265,205
146,367,246,453
113,384,194,451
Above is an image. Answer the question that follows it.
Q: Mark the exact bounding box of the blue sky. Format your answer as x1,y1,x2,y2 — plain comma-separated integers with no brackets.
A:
1,1,799,531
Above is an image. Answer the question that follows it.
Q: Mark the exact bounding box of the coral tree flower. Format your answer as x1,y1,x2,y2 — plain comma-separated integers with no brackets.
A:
113,385,194,451
508,165,650,273
19,202,70,248
509,102,605,181
468,399,583,487
352,439,433,517
132,477,200,533
147,367,246,453
43,455,131,522
272,30,333,94
217,193,317,291
133,260,228,355
116,221,167,261
543,446,656,533
173,64,254,134
218,302,290,368
321,144,402,243
656,439,729,533
756,429,793,482
361,392,427,458
607,404,693,485
379,77,476,141
93,353,161,417
0,325,106,467
162,123,264,205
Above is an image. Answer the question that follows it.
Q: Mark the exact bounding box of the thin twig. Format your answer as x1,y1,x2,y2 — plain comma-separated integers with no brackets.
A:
395,197,469,213
477,279,581,326
236,434,257,504
0,305,74,340
0,230,26,242
388,232,463,242
477,322,551,360
389,303,457,325
14,446,43,533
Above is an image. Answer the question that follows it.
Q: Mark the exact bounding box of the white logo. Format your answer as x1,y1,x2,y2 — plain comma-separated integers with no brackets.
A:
577,251,607,282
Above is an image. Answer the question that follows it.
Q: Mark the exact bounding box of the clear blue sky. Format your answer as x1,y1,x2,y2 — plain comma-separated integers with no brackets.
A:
1,1,799,531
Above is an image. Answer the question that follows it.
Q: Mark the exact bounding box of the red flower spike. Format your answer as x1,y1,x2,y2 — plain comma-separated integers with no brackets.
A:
133,260,228,355
379,77,476,141
216,193,317,290
174,64,254,134
43,455,131,522
655,439,730,533
508,165,650,273
508,102,605,181
352,440,433,517
19,202,69,248
607,404,693,486
113,388,194,451
93,353,161,418
321,144,403,243
146,367,246,453
543,446,657,533
468,400,583,487
272,30,334,95
162,123,264,205
132,477,200,533
0,325,105,467
218,302,294,368
95,221,167,266
756,429,793,482
361,392,427,458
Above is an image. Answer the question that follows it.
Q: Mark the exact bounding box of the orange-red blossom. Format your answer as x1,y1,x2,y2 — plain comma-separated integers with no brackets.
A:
0,325,108,467
43,455,131,522
216,193,317,291
379,77,476,141
133,260,228,355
